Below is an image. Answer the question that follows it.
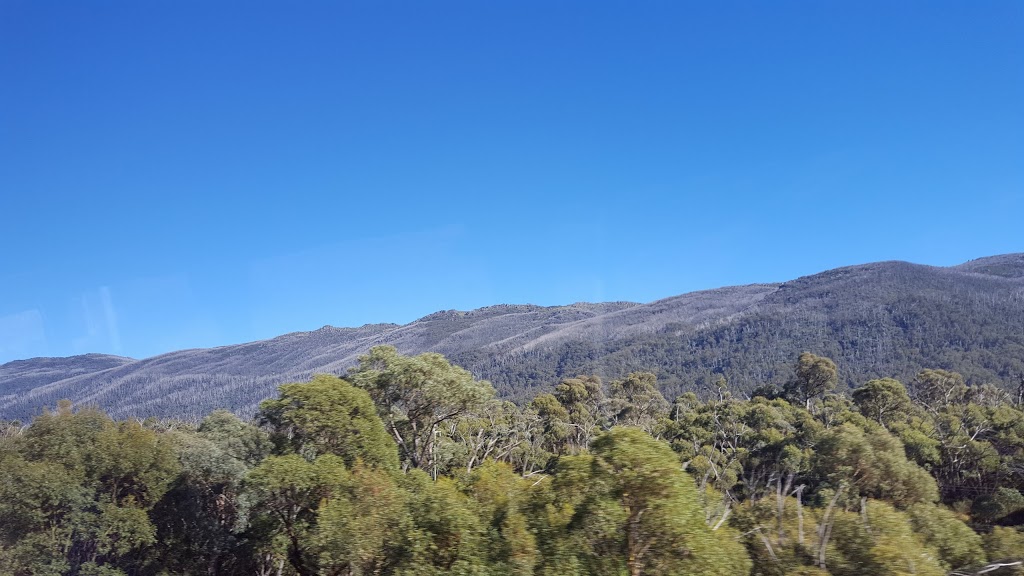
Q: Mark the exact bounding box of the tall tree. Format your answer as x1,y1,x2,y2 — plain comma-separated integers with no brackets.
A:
606,372,670,434
554,375,606,452
529,393,572,456
243,454,348,576
349,346,494,474
315,464,410,576
259,374,399,470
785,352,839,410
913,369,968,410
852,378,912,428
563,427,752,576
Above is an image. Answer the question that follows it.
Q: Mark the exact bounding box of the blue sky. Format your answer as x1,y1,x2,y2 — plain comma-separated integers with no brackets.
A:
1,1,1021,363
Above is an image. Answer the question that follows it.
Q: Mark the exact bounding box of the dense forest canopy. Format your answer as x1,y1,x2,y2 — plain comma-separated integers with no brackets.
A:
2,346,1024,575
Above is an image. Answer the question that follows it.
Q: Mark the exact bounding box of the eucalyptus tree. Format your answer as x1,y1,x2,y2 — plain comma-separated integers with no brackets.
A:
606,372,670,434
242,454,348,576
259,374,398,470
0,402,179,575
784,352,838,411
851,378,912,428
557,427,752,576
553,375,606,451
349,346,494,475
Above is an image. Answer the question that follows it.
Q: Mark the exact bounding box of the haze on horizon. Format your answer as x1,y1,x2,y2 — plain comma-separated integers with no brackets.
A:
1,1,1021,363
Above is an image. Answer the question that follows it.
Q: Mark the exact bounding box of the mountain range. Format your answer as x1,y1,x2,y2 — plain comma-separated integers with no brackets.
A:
2,254,1023,421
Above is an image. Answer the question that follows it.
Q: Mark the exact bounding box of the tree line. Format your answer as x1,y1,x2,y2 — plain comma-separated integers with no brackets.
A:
2,346,1023,575
459,281,1024,403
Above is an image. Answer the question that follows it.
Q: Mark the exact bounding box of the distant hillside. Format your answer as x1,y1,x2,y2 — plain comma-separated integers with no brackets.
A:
467,256,1024,402
0,353,134,403
2,254,1023,421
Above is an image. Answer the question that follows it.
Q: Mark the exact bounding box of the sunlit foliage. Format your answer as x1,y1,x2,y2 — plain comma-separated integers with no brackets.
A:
2,350,1023,575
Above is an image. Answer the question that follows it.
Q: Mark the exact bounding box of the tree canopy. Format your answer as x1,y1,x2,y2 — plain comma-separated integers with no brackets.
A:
2,349,1023,575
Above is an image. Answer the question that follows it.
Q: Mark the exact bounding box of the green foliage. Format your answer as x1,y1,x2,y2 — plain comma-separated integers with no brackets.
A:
461,461,540,575
914,368,968,408
397,469,488,574
316,464,411,575
260,374,399,470
349,345,495,473
907,503,985,570
452,399,537,474
606,372,670,434
5,348,1024,576
0,402,179,575
243,453,349,575
529,393,571,456
824,501,946,576
852,378,912,428
785,352,839,410
814,423,939,506
565,427,752,576
553,375,605,451
147,411,270,574
972,487,1024,522
198,408,272,467
984,527,1024,561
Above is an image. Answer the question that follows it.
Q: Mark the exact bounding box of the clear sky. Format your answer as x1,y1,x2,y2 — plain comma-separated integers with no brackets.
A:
1,1,1021,363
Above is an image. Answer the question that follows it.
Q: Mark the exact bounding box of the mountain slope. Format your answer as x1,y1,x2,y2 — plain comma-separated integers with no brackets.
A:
468,259,1024,401
0,353,134,402
2,255,1023,420
954,253,1024,278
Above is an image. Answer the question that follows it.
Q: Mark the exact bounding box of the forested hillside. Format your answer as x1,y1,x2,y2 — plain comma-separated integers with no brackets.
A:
470,255,1024,401
2,347,1023,575
2,254,1023,420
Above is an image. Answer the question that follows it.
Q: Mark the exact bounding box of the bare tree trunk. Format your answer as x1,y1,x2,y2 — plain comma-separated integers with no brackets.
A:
795,485,805,547
817,487,844,570
776,472,793,546
756,528,778,562
860,497,871,535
